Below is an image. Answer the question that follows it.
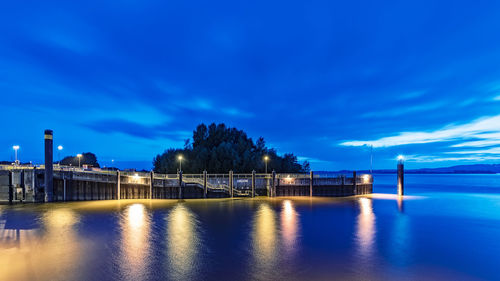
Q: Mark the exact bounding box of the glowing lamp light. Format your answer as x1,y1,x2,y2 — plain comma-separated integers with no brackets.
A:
397,155,404,161
58,145,63,151
362,174,371,184
77,154,82,158
13,145,20,150
178,155,183,161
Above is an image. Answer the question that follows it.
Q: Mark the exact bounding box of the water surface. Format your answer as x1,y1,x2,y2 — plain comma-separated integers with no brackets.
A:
1,174,500,280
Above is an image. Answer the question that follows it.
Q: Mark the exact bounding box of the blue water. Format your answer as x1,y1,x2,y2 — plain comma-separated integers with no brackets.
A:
0,174,499,280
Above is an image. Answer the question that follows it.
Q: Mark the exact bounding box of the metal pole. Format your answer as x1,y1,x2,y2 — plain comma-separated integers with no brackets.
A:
117,170,121,200
44,129,54,202
150,171,154,199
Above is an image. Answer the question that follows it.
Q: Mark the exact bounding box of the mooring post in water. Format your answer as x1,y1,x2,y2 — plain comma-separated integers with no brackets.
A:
397,156,404,196
150,171,154,199
178,171,183,199
310,171,314,197
251,170,256,198
117,170,121,200
44,129,54,202
229,170,234,198
203,170,208,198
353,171,357,195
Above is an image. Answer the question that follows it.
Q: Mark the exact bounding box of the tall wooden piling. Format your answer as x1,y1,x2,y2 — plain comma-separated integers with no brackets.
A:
397,159,404,196
203,170,208,198
44,129,54,202
117,170,121,200
251,170,256,198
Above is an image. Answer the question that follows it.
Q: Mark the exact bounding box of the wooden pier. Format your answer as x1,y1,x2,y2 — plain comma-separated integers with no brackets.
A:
0,167,373,203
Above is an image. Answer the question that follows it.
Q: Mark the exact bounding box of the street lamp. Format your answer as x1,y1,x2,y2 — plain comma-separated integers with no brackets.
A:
77,154,82,168
12,145,20,165
178,155,183,172
263,155,269,174
57,145,63,165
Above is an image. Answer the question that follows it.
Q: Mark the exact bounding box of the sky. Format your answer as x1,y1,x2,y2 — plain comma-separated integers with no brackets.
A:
2,0,500,171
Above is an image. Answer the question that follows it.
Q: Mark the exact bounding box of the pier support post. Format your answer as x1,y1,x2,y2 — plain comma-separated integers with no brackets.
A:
229,170,234,198
397,158,404,196
44,129,54,202
20,169,25,202
271,170,276,197
63,174,67,201
353,171,357,195
150,171,154,199
203,170,207,198
117,170,121,200
8,171,13,204
310,171,314,197
178,171,183,199
251,170,256,198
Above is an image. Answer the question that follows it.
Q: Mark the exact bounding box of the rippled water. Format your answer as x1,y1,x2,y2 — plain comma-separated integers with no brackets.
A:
1,174,500,281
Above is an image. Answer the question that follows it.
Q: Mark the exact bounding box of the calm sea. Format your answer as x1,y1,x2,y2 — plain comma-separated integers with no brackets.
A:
1,174,499,281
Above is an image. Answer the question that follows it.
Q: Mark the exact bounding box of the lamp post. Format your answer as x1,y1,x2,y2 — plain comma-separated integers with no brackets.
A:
57,145,63,165
178,155,183,172
77,154,82,169
12,145,19,165
264,155,269,174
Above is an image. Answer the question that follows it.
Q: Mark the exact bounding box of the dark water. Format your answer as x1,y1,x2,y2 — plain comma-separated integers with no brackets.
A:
1,174,500,281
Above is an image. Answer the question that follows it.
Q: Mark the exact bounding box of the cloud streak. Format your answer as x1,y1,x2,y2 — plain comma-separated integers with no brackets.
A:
340,115,500,148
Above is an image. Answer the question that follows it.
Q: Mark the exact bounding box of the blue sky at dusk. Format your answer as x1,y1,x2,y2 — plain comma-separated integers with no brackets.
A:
2,1,500,170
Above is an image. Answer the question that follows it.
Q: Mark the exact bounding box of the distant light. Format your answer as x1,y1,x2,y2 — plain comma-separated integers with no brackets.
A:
13,145,20,150
178,155,183,161
397,155,404,161
362,174,371,184
58,145,63,151
77,154,82,158
264,155,269,161
133,173,139,180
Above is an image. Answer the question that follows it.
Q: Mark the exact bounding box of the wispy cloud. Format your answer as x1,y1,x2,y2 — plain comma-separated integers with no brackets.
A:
407,155,500,162
340,114,500,148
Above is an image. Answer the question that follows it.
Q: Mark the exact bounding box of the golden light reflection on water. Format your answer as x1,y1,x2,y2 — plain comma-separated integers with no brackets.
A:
119,203,152,280
0,207,84,281
166,204,200,280
251,203,278,278
280,200,299,254
356,197,375,259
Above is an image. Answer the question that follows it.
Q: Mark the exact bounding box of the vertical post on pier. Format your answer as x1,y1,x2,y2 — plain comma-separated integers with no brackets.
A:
8,171,13,204
44,129,54,202
178,171,183,199
251,170,256,198
229,170,234,198
353,171,357,195
309,171,314,197
203,170,207,198
20,169,25,202
397,157,404,196
117,170,121,200
150,171,154,199
271,170,276,197
63,174,67,201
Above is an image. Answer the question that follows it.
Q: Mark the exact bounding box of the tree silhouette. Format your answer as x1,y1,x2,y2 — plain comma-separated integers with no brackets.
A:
153,123,310,173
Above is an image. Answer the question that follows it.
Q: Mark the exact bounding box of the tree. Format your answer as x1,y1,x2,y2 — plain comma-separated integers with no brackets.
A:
60,152,100,167
153,123,309,173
